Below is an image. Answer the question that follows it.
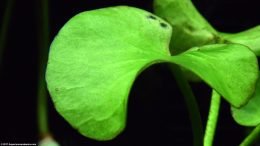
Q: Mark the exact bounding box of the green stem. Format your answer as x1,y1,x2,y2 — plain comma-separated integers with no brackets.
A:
37,0,50,136
240,124,260,146
169,64,203,146
0,0,14,67
204,90,221,146
38,84,49,135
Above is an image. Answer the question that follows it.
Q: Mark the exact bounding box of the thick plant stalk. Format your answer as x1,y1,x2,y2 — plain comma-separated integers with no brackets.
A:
240,124,260,146
204,90,221,146
37,0,50,137
169,64,204,146
0,0,14,67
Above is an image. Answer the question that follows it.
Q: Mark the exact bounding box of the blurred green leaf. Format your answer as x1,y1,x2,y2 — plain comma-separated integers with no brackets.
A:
232,75,260,126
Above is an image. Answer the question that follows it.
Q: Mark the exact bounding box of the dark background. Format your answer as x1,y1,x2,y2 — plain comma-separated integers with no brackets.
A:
0,0,260,145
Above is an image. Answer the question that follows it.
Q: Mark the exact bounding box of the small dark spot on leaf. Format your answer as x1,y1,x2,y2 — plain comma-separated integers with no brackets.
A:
186,24,195,31
160,22,168,28
213,35,222,43
223,39,231,43
147,15,157,20
55,88,59,92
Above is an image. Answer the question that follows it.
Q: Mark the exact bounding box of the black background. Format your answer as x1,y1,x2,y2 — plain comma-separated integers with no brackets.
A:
0,0,260,145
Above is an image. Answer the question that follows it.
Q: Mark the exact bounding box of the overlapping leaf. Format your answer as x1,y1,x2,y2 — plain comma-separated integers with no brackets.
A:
170,44,258,107
153,0,219,54
154,0,260,56
220,26,260,56
232,75,260,126
46,6,258,141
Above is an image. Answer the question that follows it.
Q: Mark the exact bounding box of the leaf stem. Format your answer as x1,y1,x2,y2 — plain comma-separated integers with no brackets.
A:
204,90,221,146
169,64,203,146
240,124,260,146
37,0,50,136
37,84,49,135
0,0,14,67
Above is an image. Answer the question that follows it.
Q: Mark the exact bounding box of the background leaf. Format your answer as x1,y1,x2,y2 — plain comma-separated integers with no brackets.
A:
153,0,219,54
231,75,260,126
220,26,260,56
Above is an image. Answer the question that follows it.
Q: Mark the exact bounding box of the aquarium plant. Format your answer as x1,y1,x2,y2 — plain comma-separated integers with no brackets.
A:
45,0,260,145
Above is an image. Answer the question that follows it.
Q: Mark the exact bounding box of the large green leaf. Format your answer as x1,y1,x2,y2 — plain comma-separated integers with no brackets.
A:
46,6,173,141
231,75,260,126
46,6,258,141
153,0,219,54
220,25,260,56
